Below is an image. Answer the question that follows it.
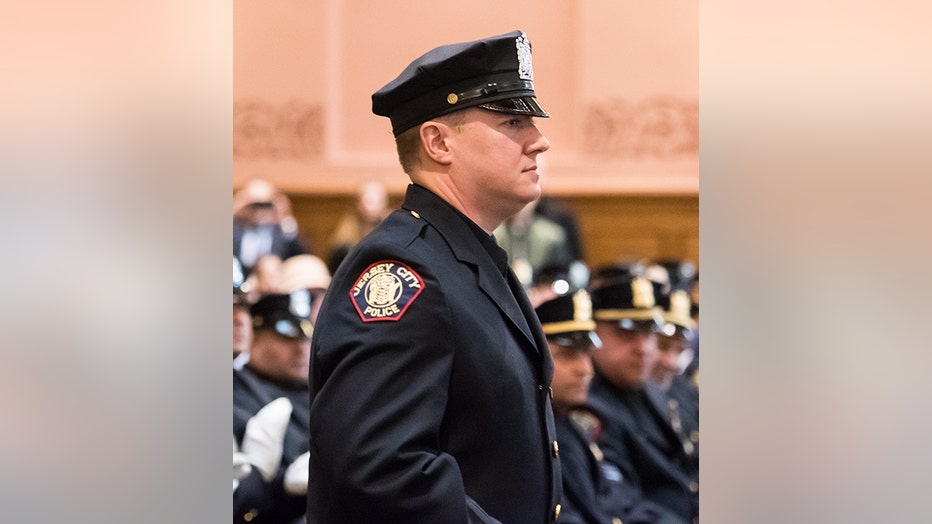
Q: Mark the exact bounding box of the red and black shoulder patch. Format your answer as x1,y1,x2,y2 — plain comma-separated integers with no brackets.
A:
350,260,425,322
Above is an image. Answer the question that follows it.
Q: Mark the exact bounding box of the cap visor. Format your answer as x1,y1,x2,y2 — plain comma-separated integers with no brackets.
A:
478,96,549,117
548,331,599,350
273,318,311,340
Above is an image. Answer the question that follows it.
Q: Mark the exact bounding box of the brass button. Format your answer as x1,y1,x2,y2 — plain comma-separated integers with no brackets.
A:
612,518,623,524
683,440,695,455
554,504,561,520
690,430,699,443
244,508,259,522
410,210,421,219
689,481,699,493
552,440,559,457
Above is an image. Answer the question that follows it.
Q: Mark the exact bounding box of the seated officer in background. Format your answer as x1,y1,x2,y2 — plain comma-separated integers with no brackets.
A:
587,270,700,523
233,292,314,524
233,257,253,370
234,397,294,523
233,179,309,278
654,280,700,474
536,290,685,524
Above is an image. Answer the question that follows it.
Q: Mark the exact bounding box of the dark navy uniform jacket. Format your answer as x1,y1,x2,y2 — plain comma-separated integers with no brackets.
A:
588,376,699,523
307,184,562,523
663,375,700,473
555,410,687,524
233,366,309,524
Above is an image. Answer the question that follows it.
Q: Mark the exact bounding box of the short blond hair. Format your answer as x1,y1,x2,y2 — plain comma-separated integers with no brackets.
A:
393,111,467,176
394,125,421,176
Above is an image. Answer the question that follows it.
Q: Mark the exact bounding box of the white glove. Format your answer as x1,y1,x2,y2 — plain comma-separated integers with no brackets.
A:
283,451,310,495
233,436,253,491
233,437,252,491
241,397,293,482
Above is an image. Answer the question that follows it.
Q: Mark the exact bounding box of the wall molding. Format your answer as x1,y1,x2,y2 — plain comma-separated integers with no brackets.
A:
584,96,698,157
233,99,323,160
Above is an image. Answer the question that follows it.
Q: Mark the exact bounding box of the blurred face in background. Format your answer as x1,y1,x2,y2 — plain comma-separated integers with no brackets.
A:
234,179,280,227
592,321,658,390
652,332,690,390
239,202,277,227
249,329,311,383
358,181,388,224
233,305,252,358
547,338,595,412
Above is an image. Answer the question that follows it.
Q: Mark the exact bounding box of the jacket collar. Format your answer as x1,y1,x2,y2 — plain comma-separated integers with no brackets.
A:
401,184,544,358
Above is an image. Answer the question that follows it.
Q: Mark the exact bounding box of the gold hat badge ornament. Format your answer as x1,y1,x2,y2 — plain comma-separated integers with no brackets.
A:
665,289,698,331
631,277,656,309
573,289,592,323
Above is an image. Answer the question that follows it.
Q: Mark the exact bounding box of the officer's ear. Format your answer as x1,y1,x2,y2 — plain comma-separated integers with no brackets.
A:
419,120,454,166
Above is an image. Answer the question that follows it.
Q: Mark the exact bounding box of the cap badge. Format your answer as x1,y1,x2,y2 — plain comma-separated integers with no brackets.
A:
573,290,592,322
631,277,656,308
351,260,424,322
670,290,691,317
515,32,534,81
290,289,311,318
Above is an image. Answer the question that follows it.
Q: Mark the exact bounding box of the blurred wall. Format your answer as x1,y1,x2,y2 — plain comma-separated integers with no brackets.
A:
235,0,698,267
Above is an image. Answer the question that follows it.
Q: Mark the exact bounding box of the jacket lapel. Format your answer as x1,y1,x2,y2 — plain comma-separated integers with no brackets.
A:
402,185,542,358
639,385,688,457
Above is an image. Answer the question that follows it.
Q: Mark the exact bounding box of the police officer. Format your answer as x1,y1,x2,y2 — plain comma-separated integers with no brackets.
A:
654,279,700,474
234,292,315,524
536,290,686,524
307,30,561,523
586,270,700,523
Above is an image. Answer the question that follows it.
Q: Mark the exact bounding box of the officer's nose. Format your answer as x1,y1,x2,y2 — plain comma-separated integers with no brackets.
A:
528,126,551,155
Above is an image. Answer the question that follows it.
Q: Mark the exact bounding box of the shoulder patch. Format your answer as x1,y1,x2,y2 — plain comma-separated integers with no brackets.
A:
350,260,424,322
569,407,603,443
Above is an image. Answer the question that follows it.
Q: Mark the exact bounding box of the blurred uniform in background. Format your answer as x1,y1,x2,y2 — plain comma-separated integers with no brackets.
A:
587,270,700,523
234,293,314,524
652,263,700,476
234,257,253,370
234,179,309,278
536,289,685,524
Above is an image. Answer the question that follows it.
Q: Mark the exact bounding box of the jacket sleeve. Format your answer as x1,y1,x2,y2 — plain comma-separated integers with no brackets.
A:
308,244,500,523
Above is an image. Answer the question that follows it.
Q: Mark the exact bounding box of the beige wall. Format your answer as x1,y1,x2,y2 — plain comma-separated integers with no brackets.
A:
234,1,698,195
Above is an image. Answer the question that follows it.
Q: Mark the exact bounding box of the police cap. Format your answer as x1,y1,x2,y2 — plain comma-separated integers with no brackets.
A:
250,291,314,340
656,287,698,339
535,290,601,349
590,274,665,332
372,30,549,137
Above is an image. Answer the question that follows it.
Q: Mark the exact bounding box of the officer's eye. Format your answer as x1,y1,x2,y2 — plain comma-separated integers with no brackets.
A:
505,117,530,129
